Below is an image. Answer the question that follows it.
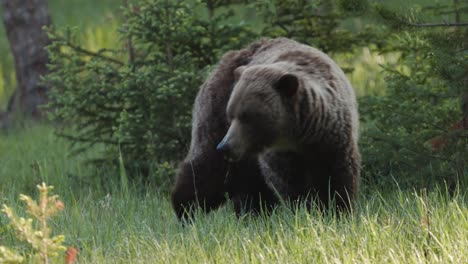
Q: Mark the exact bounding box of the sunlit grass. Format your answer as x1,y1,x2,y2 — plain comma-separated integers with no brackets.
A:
0,65,5,107
1,125,467,263
0,63,16,109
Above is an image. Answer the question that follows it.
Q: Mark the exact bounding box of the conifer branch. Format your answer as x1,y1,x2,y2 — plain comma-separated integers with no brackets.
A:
54,35,125,65
406,22,468,28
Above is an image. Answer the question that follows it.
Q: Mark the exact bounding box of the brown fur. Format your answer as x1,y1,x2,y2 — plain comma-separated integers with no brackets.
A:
171,38,360,220
171,39,277,220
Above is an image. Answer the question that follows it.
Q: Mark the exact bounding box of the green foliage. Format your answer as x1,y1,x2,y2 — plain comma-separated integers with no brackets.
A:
0,246,23,264
256,0,376,53
338,0,369,14
1,183,66,264
45,0,256,179
360,2,468,187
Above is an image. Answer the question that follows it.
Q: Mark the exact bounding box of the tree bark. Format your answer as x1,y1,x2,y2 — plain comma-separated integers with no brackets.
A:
1,0,51,121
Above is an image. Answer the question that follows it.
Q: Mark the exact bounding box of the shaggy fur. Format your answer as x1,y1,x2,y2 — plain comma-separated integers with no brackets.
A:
171,38,360,220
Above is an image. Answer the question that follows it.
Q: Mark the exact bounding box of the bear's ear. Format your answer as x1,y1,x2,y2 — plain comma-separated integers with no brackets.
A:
274,74,299,97
234,66,247,82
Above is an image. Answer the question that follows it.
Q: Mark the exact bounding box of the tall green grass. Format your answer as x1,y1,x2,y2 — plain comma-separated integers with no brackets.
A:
1,125,467,263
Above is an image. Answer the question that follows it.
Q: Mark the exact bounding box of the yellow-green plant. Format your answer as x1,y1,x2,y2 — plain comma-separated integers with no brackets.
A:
0,246,23,263
0,182,66,264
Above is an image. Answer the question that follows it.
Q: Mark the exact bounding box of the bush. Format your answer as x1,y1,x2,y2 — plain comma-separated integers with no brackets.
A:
255,0,377,54
1,183,66,263
359,3,468,188
45,0,256,180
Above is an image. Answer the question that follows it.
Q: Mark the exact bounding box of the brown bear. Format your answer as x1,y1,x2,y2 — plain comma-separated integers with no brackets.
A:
171,38,360,220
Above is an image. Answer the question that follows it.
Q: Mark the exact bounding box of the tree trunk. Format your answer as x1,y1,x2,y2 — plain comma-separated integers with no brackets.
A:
1,0,51,121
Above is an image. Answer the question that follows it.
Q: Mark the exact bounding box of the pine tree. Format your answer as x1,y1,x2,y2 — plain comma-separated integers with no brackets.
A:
45,0,256,180
360,0,468,188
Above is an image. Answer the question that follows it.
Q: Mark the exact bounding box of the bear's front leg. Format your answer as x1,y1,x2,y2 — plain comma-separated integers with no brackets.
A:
258,151,308,203
226,158,278,216
171,153,229,221
329,143,361,212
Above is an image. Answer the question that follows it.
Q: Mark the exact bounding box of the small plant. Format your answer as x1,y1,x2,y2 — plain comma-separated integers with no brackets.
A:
0,246,23,263
0,182,66,264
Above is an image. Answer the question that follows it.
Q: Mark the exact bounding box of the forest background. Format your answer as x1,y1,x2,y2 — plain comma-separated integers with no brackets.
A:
0,0,467,263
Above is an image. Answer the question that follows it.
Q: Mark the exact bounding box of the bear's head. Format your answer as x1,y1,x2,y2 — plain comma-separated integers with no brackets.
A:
217,64,299,161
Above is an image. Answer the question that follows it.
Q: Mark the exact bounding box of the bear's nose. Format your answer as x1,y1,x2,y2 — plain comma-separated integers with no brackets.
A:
216,140,231,154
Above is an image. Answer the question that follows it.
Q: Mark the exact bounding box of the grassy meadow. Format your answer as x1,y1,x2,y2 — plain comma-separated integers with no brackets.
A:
1,125,467,263
1,0,467,263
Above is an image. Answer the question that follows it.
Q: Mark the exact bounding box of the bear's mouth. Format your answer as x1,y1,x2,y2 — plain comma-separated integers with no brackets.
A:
221,149,245,163
219,148,248,163
225,155,241,163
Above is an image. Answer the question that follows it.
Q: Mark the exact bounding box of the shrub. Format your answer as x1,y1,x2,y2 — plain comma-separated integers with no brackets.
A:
0,183,66,264
255,0,378,54
359,3,468,188
45,0,257,180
